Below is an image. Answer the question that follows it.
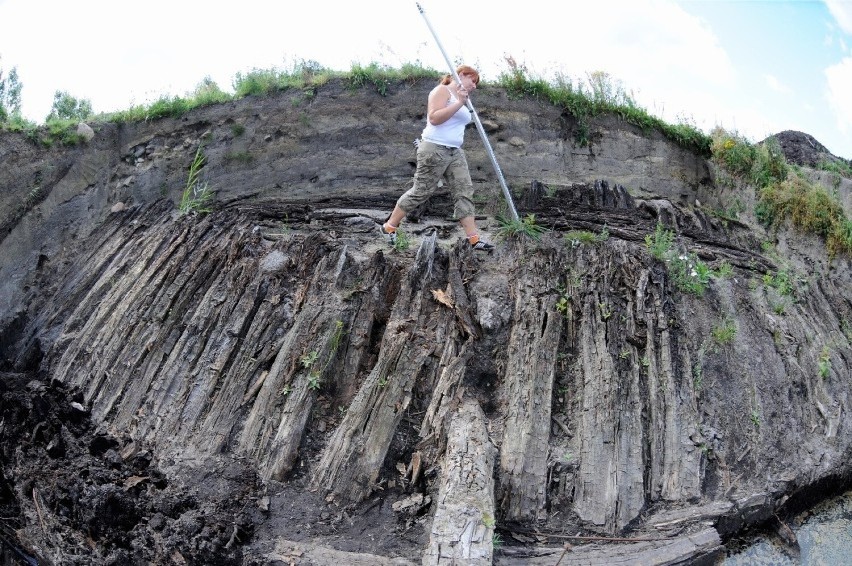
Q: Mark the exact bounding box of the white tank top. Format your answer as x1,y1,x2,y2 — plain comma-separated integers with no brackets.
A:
421,86,472,148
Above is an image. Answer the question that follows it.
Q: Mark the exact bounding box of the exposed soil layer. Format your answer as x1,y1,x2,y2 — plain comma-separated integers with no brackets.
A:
1,81,851,565
0,371,263,565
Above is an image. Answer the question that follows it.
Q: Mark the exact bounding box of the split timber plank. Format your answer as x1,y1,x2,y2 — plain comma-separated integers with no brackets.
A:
311,235,449,502
260,538,416,565
493,527,724,565
498,251,563,522
423,399,495,565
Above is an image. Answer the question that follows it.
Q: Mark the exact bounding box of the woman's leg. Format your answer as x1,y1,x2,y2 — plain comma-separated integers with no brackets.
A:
459,216,478,238
386,205,406,229
386,142,446,235
445,150,493,250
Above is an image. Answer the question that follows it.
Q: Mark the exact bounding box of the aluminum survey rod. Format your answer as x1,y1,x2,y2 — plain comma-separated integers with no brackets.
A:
415,2,520,222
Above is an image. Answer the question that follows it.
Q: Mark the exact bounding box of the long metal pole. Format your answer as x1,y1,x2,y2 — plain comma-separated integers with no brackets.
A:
415,2,520,222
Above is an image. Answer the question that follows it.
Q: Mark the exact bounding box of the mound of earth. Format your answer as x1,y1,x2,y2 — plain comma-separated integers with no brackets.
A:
770,130,846,168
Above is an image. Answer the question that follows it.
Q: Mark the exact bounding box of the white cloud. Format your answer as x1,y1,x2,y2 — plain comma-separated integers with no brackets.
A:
825,0,852,35
764,74,792,94
825,56,852,134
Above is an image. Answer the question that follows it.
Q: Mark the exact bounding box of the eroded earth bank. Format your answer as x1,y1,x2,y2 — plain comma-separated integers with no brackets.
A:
1,79,851,564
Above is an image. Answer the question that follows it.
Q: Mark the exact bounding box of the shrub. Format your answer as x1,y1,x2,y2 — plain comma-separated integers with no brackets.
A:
710,127,755,177
816,157,852,179
757,175,851,256
711,126,851,257
189,76,230,107
392,229,411,252
645,222,674,260
750,136,788,187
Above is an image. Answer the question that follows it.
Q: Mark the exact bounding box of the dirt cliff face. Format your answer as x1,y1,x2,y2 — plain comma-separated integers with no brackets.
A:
1,77,851,565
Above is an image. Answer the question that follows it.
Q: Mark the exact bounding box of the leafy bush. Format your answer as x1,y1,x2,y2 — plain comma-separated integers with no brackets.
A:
750,136,788,187
189,76,231,107
392,229,411,252
756,175,851,256
645,222,675,260
816,157,852,179
710,127,756,177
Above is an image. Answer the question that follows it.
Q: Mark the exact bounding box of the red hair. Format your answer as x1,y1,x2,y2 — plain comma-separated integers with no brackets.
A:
440,65,480,86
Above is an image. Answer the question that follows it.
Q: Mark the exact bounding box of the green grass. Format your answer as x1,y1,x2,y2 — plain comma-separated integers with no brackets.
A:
564,227,609,247
711,318,737,346
348,62,437,95
2,58,712,156
1,114,86,147
816,157,852,179
497,58,710,153
496,213,548,242
223,151,254,164
179,146,214,215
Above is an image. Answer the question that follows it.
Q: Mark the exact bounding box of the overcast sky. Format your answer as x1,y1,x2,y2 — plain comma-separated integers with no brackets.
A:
1,0,851,158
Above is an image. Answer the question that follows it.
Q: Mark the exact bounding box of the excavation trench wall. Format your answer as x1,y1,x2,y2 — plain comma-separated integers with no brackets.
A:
2,77,852,564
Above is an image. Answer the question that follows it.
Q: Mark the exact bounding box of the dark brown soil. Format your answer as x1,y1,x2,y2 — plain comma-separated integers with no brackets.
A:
0,371,430,565
0,372,262,565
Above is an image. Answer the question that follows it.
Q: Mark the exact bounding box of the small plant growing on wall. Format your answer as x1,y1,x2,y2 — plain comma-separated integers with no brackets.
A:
496,213,548,242
179,146,214,215
645,223,722,296
818,346,832,379
711,317,737,347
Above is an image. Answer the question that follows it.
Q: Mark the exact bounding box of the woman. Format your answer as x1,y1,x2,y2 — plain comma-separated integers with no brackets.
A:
380,65,494,252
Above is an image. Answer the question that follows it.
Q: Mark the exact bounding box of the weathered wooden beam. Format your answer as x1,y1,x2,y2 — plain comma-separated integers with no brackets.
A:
423,399,495,565
498,251,563,522
493,527,723,565
310,235,452,502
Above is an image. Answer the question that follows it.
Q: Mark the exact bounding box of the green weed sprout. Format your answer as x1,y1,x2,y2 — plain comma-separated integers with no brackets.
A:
179,146,214,215
496,213,548,241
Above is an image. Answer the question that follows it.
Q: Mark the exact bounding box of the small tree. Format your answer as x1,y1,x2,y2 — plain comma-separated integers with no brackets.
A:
46,90,93,121
0,58,23,121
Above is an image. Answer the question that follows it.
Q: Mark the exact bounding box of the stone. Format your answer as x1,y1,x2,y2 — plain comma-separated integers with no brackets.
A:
76,121,95,141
